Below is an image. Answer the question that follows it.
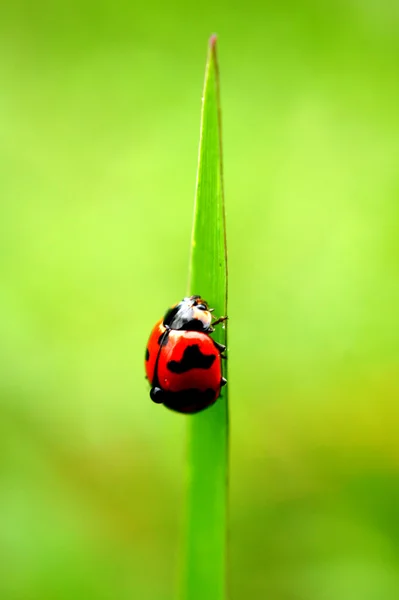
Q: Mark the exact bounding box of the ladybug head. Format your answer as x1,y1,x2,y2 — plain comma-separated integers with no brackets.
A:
163,295,213,332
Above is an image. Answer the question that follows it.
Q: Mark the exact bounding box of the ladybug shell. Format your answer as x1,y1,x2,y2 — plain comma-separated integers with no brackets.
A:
145,321,223,414
145,319,165,385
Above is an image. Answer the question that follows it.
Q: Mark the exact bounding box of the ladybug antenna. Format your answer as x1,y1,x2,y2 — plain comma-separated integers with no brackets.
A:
209,308,215,312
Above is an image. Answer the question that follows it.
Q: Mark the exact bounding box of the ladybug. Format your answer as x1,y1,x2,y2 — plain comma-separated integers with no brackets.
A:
145,295,227,414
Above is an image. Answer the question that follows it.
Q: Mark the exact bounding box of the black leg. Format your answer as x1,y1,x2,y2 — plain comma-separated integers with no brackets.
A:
212,315,228,327
220,377,227,387
213,341,226,353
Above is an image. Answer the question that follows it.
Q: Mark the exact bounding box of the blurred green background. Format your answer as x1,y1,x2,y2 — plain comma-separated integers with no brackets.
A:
1,1,399,599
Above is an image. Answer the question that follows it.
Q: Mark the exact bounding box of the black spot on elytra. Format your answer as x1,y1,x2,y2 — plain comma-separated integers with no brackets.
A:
167,344,215,374
145,348,150,361
150,387,217,414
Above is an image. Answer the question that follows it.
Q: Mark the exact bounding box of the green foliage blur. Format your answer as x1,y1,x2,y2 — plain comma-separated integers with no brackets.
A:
1,1,399,599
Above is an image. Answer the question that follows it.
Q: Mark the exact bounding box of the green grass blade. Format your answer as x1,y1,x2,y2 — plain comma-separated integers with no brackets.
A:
182,35,228,600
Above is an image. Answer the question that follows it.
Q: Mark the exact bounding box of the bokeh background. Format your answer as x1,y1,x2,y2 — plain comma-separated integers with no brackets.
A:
1,1,399,599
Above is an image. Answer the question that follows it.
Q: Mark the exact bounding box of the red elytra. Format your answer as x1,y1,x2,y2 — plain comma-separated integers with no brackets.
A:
145,319,165,386
145,296,227,414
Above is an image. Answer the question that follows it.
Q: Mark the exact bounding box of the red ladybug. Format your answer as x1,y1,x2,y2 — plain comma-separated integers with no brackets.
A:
145,295,227,414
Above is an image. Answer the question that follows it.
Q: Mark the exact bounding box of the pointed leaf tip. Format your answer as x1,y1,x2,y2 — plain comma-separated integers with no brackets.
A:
209,34,217,49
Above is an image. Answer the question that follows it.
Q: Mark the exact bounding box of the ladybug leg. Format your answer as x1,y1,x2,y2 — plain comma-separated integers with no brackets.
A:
212,315,228,327
211,340,227,362
221,377,227,387
150,387,164,404
213,341,226,354
208,317,227,333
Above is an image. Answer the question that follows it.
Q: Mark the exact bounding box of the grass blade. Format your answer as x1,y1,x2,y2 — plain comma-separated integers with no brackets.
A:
182,35,228,600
